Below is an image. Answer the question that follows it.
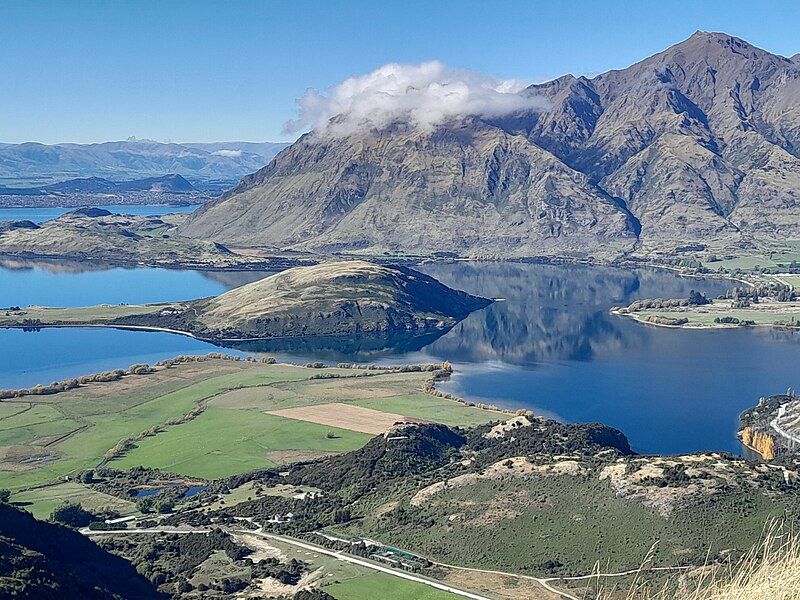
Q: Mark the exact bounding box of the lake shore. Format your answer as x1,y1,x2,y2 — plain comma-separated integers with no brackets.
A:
612,296,800,331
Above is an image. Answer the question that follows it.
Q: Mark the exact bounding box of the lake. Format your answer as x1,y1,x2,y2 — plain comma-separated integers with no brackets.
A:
0,204,198,223
1,259,798,455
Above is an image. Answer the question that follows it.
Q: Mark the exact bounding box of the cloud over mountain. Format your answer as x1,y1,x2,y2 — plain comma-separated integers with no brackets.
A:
284,61,548,136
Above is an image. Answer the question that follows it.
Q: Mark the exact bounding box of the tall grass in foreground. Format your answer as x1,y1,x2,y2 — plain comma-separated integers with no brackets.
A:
599,524,800,600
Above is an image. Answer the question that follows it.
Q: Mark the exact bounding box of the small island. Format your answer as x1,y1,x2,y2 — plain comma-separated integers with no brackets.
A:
0,261,492,341
612,283,800,330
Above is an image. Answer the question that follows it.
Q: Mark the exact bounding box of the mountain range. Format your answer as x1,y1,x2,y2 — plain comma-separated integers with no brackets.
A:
0,140,290,189
0,174,195,196
179,32,800,258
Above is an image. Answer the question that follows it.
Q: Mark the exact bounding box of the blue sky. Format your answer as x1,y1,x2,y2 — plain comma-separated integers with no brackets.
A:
2,0,799,144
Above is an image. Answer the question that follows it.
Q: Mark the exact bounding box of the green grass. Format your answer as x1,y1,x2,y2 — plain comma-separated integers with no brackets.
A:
704,241,800,273
0,361,492,490
201,481,322,511
0,364,363,490
110,408,372,479
348,474,798,576
324,572,462,600
209,371,501,427
0,404,82,446
643,308,799,326
11,481,138,520
0,303,166,324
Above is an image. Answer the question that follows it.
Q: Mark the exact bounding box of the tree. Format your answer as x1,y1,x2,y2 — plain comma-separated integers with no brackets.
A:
51,502,94,527
687,290,711,306
333,507,351,523
0,489,10,503
137,496,155,513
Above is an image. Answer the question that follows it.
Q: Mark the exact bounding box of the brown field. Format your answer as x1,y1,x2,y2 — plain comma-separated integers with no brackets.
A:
265,402,416,434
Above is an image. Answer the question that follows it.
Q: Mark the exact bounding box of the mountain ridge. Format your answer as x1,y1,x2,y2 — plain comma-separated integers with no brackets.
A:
180,31,800,258
0,174,195,196
0,140,290,188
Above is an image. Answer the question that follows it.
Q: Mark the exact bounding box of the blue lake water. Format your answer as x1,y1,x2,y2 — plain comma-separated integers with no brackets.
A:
1,259,798,455
0,204,198,223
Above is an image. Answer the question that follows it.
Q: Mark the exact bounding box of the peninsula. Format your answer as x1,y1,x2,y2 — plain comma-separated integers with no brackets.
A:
613,284,800,330
0,261,491,341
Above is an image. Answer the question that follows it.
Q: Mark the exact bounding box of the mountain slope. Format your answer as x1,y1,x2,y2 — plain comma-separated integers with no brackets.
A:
180,32,800,257
181,121,639,258
524,31,800,241
0,504,162,599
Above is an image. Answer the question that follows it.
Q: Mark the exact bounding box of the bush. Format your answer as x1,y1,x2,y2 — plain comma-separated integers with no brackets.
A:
688,290,711,305
51,502,95,528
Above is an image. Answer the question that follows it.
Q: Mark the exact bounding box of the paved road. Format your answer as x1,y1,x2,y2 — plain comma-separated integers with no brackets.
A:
247,528,493,600
772,405,800,447
83,524,493,600
85,521,687,600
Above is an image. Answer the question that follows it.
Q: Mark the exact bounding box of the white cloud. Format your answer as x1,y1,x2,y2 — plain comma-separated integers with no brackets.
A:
284,61,548,137
211,149,243,158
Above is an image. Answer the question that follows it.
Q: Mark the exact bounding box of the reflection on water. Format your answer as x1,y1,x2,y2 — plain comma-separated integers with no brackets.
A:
1,259,799,455
418,263,722,364
223,329,452,362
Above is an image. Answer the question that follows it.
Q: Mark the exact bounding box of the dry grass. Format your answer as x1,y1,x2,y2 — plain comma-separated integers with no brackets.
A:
265,402,413,434
598,523,799,600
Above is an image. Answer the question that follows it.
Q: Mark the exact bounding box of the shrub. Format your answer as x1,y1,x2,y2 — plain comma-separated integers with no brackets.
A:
51,502,95,528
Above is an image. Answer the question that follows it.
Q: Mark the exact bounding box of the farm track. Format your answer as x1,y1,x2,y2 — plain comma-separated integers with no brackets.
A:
42,424,90,447
0,402,33,421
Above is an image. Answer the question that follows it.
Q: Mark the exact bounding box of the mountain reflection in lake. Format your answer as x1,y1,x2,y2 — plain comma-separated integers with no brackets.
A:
1,259,799,455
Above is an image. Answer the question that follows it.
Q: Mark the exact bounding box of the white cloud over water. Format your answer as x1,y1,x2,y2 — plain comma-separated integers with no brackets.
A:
284,61,547,137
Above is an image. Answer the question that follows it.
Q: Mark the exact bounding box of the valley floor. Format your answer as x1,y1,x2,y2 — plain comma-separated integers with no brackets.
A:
2,354,798,600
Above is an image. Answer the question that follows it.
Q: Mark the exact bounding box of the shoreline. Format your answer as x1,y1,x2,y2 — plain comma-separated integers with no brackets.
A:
0,249,754,282
0,321,458,344
612,307,800,331
0,251,307,272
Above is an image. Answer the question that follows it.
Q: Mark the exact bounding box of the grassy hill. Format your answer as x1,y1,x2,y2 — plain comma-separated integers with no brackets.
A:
0,261,492,341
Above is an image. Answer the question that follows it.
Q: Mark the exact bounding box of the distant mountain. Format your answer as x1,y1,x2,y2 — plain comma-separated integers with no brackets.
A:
0,140,290,188
0,174,195,196
182,141,290,160
180,32,800,257
0,503,162,599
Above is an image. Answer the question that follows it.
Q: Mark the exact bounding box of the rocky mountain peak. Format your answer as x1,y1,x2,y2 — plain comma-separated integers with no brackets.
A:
180,32,800,256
